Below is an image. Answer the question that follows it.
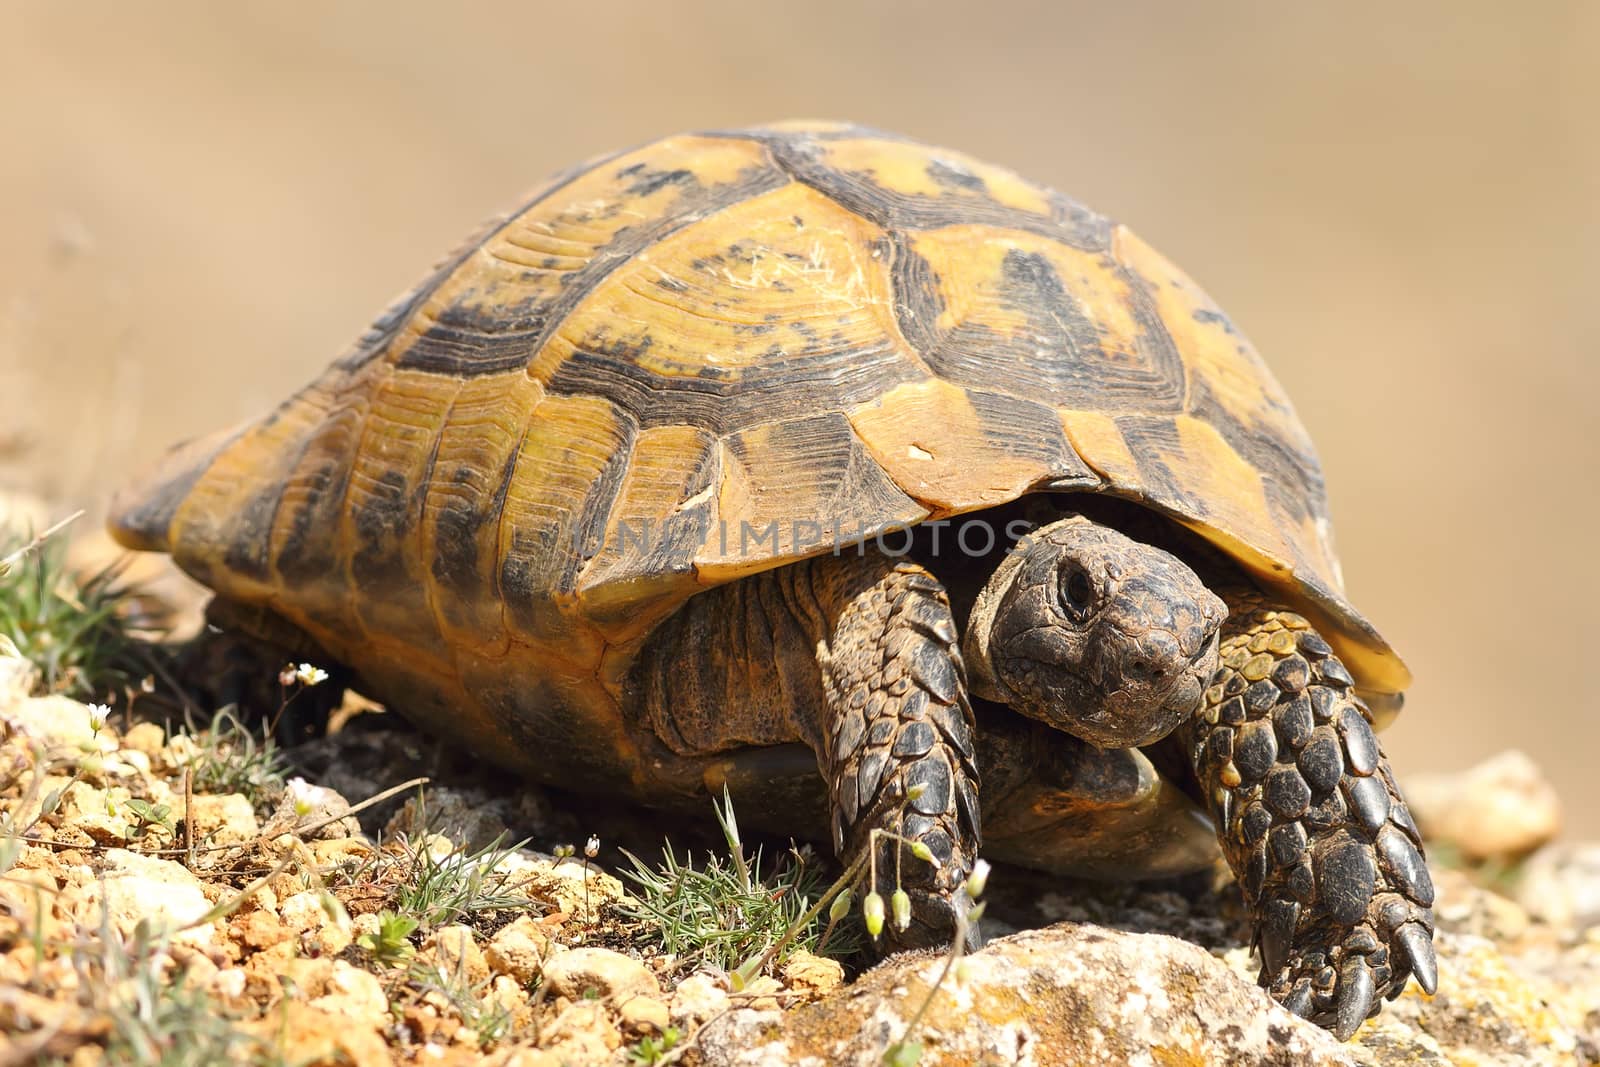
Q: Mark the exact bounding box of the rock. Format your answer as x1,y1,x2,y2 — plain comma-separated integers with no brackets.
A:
504,853,624,922
62,849,216,945
1519,843,1600,931
211,967,248,1001
307,835,375,869
669,971,730,1027
275,889,352,955
384,785,552,853
737,975,784,1011
1407,751,1562,863
266,778,360,840
4,694,117,753
1368,932,1587,1065
535,1000,621,1062
278,890,333,933
421,924,490,984
1430,867,1532,943
310,960,391,1028
121,721,166,757
280,956,335,999
232,909,290,951
187,792,259,844
694,924,1354,1067
485,915,550,985
782,947,845,1000
618,995,672,1033
541,947,659,1002
241,1001,392,1066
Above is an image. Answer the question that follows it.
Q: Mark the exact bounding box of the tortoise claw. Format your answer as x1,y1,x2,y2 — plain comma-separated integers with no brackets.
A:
1331,956,1375,1041
1396,921,1438,995
1260,898,1298,977
1188,605,1439,1040
1281,980,1314,1019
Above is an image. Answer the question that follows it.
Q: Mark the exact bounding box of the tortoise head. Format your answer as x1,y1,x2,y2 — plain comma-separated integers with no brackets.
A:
964,515,1226,747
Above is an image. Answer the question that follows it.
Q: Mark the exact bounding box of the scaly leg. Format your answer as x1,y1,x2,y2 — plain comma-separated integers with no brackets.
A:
1186,594,1437,1039
816,558,983,948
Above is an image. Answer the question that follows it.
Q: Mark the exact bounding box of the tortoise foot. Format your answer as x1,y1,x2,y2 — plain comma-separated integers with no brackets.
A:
817,558,984,952
1188,598,1436,1039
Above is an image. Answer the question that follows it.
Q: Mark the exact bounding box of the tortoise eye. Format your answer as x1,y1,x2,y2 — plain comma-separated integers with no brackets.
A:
1060,567,1095,622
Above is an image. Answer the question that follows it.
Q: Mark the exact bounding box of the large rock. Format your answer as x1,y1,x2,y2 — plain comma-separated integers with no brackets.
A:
1406,751,1562,863
695,924,1355,1067
1518,843,1600,931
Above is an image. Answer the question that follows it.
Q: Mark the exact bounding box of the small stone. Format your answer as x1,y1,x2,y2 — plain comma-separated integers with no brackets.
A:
618,995,672,1033
187,792,259,844
239,1002,390,1066
1518,843,1600,930
308,835,375,868
277,891,330,933
63,849,216,945
122,721,167,756
486,915,551,985
669,971,730,1027
781,948,844,999
508,854,624,921
233,909,290,951
422,924,490,984
310,960,389,1027
1406,750,1561,863
541,946,659,1001
211,967,248,1000
738,974,785,1011
266,779,360,840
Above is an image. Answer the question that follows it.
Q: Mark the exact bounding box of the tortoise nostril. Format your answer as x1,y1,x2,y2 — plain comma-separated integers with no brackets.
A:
1129,659,1166,682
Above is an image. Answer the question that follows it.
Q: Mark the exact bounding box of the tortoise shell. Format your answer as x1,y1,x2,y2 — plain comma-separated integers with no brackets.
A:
110,121,1408,800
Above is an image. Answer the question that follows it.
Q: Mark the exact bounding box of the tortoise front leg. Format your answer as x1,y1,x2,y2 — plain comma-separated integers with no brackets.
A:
1186,594,1437,1039
816,557,983,949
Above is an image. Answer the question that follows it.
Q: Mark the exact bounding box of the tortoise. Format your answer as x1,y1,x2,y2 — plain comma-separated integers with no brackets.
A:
109,121,1436,1037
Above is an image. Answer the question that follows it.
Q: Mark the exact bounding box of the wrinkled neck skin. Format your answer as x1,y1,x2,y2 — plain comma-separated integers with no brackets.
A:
963,515,1225,749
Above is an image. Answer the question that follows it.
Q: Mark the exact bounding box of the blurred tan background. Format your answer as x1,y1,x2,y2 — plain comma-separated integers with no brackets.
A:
3,4,1596,828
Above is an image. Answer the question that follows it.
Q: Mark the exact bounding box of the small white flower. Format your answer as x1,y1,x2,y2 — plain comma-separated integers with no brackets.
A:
585,835,600,859
278,664,298,687
286,777,319,818
295,663,329,687
86,703,110,735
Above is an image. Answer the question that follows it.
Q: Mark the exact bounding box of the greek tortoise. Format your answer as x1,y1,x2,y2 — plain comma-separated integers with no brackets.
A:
109,121,1436,1038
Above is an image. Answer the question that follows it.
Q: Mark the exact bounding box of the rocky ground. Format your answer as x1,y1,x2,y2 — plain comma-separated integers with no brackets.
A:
1,535,1598,1064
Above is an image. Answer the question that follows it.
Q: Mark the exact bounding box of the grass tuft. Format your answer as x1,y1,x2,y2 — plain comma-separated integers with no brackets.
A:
616,789,849,975
389,828,532,932
0,526,153,700
186,705,288,813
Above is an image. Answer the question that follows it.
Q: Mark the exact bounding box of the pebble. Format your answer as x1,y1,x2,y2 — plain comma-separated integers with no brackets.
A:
541,946,659,1001
1406,750,1562,862
669,971,731,1027
618,995,672,1033
422,924,490,984
485,915,550,985
1518,843,1600,931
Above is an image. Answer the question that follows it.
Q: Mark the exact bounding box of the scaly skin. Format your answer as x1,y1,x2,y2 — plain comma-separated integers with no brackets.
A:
629,553,983,951
1185,593,1438,1038
817,559,982,948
